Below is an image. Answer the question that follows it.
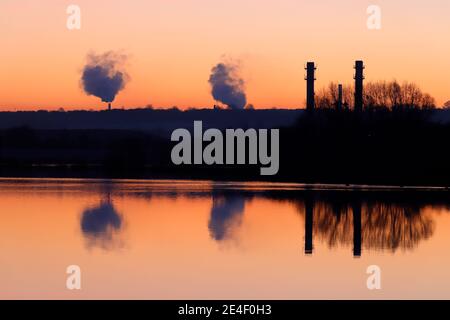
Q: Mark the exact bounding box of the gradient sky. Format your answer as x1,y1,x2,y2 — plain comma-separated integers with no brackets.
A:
1,0,449,110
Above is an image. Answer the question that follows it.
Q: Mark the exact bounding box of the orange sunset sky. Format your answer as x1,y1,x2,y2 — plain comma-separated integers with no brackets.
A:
0,0,449,110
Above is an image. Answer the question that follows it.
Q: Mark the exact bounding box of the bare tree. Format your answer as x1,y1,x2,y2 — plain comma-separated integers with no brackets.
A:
421,94,436,109
388,80,402,108
314,80,435,110
443,101,450,109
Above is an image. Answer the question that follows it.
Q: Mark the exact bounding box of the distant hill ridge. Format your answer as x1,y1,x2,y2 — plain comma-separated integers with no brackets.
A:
0,108,303,136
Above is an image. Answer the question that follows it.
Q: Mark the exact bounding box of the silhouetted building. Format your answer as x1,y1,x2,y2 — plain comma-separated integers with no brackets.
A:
108,103,112,111
354,60,364,112
305,62,316,111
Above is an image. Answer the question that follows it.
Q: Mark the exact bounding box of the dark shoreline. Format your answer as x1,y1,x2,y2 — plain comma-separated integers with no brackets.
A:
1,108,450,187
0,164,449,189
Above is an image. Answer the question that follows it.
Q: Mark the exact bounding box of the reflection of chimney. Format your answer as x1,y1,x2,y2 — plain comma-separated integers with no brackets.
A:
352,202,362,257
108,103,112,111
305,62,316,111
337,84,343,111
304,198,314,255
354,60,364,112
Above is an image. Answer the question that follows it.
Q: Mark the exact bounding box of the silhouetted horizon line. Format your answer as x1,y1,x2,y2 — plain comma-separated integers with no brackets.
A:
1,106,450,113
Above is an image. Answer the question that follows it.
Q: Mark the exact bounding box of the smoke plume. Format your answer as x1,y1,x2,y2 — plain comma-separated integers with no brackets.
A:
81,51,129,105
209,61,247,110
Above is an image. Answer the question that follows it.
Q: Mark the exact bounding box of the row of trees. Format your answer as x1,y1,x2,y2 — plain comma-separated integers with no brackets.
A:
315,80,436,110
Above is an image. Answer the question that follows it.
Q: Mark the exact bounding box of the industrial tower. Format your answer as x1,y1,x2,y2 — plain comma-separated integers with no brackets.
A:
354,60,365,112
305,62,316,111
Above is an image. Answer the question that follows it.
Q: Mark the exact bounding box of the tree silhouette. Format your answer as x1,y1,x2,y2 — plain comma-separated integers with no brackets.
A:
314,80,436,110
444,100,450,109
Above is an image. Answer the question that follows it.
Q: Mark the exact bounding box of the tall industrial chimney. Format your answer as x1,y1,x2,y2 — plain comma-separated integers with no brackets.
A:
108,103,112,111
354,60,364,112
305,62,316,111
337,84,343,111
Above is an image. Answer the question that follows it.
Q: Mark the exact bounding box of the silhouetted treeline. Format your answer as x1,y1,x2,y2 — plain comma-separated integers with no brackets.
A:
0,128,170,175
0,108,300,134
315,81,436,110
281,108,450,185
1,108,450,185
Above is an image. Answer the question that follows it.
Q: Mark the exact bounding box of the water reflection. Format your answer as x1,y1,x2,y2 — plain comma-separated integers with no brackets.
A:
293,192,436,256
73,180,444,256
80,188,124,250
208,194,246,241
3,179,450,299
304,197,314,254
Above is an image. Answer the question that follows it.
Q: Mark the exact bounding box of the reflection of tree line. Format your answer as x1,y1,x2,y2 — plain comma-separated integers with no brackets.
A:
299,195,435,257
207,193,436,256
363,203,433,251
78,187,442,255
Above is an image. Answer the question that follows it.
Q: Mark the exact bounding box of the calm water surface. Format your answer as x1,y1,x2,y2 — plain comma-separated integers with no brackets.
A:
1,178,450,299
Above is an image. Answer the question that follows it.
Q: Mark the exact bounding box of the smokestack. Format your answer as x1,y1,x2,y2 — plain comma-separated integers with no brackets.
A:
337,84,343,111
108,102,111,111
305,62,316,111
354,60,364,112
